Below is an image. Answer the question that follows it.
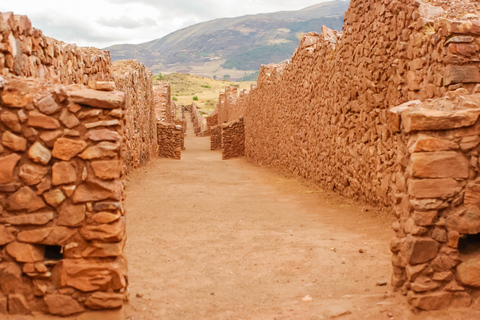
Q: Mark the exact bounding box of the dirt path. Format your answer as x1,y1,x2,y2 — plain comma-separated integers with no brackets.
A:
124,114,480,320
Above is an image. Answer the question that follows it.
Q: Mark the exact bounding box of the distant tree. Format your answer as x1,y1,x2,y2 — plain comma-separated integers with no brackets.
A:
213,75,217,80
223,74,231,81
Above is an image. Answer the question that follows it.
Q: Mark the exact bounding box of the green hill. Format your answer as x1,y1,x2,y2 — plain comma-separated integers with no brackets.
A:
105,1,349,79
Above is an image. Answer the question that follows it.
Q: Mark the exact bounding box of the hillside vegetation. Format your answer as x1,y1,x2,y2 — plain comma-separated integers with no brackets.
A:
106,1,349,79
154,73,255,112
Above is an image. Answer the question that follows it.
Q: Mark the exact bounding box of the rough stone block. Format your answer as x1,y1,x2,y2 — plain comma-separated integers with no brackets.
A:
408,179,463,199
44,294,85,316
0,153,21,184
61,259,126,292
404,235,439,265
457,259,480,287
410,152,469,179
444,65,480,85
70,89,125,109
402,108,480,132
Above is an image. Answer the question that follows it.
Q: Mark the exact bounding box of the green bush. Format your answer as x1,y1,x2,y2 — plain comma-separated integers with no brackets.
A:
201,85,211,88
193,96,199,101
172,96,178,101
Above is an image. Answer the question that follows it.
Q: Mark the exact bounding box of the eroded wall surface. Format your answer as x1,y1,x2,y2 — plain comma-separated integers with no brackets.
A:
112,60,158,172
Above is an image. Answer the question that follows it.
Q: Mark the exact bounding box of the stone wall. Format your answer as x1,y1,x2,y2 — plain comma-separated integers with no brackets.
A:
210,125,222,151
0,12,111,85
190,104,207,136
218,0,480,208
111,60,157,173
0,77,127,317
222,118,245,160
390,89,480,310
154,84,174,123
157,122,184,160
207,111,218,129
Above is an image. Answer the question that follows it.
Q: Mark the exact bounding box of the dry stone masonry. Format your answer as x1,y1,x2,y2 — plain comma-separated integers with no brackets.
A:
190,104,208,136
0,11,162,318
0,77,127,317
0,12,111,85
112,60,158,172
156,122,183,160
390,89,480,310
210,125,222,151
154,84,184,159
221,118,245,160
212,0,480,309
217,0,480,207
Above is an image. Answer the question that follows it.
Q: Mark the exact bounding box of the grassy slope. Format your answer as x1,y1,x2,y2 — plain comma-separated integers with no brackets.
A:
154,73,255,112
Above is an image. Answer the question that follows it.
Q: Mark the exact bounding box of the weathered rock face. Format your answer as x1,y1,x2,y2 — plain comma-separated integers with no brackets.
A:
0,77,127,317
111,60,158,173
392,91,480,310
0,12,111,84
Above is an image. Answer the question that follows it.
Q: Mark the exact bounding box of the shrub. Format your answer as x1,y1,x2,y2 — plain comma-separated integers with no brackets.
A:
193,96,199,101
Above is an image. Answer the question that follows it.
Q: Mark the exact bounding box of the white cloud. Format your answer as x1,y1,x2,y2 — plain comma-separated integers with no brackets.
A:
0,0,337,48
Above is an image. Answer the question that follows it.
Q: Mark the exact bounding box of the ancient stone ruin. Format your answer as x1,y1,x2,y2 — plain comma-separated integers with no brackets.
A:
0,11,184,318
4,0,480,316
209,0,480,310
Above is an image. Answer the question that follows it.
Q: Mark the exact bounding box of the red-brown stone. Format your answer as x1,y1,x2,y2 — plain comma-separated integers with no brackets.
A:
27,111,61,129
5,186,46,212
52,138,88,161
0,153,21,184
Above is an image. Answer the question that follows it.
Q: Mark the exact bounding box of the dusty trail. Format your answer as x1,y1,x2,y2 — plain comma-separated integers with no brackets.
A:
124,114,480,320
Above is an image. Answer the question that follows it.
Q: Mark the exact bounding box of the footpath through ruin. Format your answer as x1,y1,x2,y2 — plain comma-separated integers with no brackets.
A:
122,113,479,320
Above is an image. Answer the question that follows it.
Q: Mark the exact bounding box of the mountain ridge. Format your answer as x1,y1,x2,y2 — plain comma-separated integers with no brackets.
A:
105,1,350,79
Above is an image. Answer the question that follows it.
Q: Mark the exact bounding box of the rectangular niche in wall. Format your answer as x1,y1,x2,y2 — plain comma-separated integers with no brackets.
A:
457,233,480,288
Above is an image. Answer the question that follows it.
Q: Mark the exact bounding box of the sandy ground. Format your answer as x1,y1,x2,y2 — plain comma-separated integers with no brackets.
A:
123,114,480,320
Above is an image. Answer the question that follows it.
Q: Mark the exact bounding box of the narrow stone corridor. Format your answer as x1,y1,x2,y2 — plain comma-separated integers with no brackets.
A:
121,114,467,320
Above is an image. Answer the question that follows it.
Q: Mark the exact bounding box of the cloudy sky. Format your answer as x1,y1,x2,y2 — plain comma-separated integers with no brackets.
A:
0,0,337,49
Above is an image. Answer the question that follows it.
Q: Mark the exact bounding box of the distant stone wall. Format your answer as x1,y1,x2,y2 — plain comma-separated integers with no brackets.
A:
210,125,222,150
157,122,183,160
111,60,157,173
390,90,480,310
222,118,245,160
206,111,218,135
0,77,127,317
190,104,207,136
0,12,111,84
154,84,174,122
